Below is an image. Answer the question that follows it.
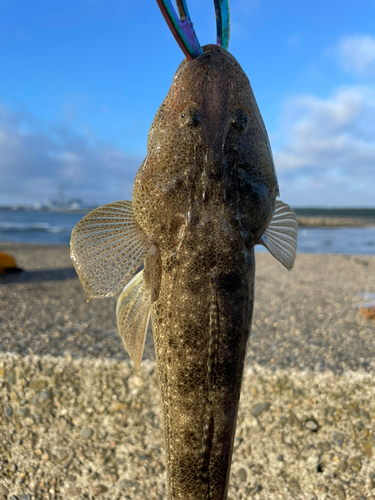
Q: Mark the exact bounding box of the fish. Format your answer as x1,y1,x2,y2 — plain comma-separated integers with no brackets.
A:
70,4,298,500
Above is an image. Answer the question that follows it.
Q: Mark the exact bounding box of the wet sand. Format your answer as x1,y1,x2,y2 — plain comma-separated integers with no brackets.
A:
0,243,375,499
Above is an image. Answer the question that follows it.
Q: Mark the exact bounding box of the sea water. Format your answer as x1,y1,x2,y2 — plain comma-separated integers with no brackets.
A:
0,210,85,245
1,210,375,255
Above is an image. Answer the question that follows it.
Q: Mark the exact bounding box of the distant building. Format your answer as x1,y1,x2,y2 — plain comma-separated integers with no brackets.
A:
67,199,83,209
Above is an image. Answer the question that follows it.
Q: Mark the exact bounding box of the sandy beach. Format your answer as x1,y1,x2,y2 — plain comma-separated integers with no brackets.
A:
1,243,375,499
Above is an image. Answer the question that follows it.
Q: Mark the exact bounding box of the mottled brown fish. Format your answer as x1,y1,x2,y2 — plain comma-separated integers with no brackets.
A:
70,4,298,499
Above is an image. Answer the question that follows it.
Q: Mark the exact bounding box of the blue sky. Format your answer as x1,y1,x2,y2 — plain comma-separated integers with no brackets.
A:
1,0,375,207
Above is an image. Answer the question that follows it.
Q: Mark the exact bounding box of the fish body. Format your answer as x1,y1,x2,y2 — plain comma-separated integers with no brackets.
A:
134,45,274,499
71,44,297,500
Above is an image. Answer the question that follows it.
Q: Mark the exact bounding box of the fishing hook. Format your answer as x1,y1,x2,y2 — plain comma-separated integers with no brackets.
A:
156,0,230,61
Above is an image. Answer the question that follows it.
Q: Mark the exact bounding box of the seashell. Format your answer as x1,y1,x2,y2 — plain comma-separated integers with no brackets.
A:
358,305,375,319
353,293,375,320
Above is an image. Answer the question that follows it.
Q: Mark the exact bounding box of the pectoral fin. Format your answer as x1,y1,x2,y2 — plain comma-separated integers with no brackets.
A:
116,270,151,372
70,200,151,299
259,200,298,270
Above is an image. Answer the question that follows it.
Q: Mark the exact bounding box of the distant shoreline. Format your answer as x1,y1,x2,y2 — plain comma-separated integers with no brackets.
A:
297,216,375,227
1,207,375,228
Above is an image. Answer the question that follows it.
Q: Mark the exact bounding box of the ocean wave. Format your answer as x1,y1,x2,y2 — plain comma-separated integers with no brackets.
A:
0,222,65,233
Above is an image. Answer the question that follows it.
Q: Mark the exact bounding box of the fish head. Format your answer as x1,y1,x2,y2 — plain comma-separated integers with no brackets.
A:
133,44,279,250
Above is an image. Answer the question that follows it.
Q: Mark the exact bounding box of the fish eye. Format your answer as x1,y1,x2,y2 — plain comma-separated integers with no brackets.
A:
180,107,200,127
231,109,249,132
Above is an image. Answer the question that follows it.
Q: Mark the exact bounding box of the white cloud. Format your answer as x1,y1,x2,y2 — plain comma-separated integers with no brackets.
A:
336,35,375,75
274,86,375,206
0,104,142,206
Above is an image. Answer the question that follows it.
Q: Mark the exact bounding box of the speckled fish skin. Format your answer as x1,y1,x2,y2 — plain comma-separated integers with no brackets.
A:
132,44,278,500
